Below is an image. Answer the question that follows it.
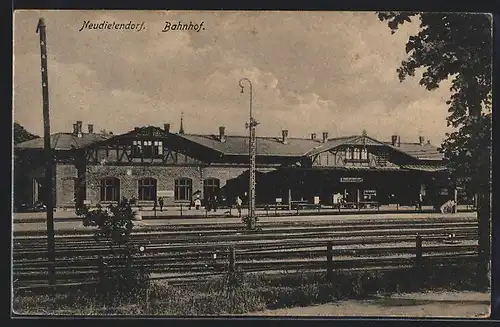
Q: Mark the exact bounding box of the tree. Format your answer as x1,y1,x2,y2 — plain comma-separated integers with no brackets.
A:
378,12,492,288
14,122,39,144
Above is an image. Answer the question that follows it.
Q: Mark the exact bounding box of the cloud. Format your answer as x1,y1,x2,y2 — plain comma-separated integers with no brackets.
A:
14,10,461,145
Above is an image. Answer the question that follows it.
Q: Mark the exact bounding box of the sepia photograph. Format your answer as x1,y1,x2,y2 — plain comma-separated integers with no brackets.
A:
12,10,492,317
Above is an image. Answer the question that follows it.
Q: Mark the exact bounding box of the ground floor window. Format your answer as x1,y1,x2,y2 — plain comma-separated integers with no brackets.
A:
175,178,192,201
100,178,120,202
203,178,220,200
138,178,157,201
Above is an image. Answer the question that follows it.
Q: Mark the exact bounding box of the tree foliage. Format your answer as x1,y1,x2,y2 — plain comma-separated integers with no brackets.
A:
14,122,39,144
378,12,492,287
377,12,492,194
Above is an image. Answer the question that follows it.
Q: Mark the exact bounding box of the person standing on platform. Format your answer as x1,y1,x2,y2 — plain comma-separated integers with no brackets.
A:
418,192,423,211
213,195,218,212
158,197,164,212
236,196,242,217
194,196,201,210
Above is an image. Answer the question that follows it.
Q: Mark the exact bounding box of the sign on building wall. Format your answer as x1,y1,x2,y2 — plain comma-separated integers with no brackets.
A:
158,190,175,198
313,196,320,204
275,198,282,203
340,177,363,183
364,190,377,196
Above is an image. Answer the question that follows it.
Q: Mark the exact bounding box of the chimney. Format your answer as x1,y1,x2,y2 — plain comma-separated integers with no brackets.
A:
219,126,226,142
76,121,83,137
281,130,289,144
163,123,171,133
391,135,399,146
419,136,425,146
311,133,317,140
72,123,78,135
322,132,329,143
87,124,94,134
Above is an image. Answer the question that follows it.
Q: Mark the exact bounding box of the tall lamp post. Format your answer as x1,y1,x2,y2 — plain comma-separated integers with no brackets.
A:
239,78,258,228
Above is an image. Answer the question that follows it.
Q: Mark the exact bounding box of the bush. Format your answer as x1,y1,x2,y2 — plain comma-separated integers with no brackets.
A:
75,198,151,305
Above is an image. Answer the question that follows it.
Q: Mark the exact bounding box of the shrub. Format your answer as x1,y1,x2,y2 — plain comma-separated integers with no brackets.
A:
76,198,150,305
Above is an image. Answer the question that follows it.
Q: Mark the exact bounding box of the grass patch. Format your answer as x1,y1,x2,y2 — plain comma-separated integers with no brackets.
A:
13,264,484,316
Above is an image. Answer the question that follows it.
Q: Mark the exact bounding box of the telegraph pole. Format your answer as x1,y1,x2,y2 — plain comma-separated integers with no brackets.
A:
239,78,258,227
36,17,56,285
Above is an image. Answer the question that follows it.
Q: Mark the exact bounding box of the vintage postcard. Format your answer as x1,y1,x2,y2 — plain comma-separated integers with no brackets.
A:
12,10,492,318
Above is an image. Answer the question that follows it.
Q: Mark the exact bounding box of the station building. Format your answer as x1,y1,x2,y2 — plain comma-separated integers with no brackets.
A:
14,120,453,210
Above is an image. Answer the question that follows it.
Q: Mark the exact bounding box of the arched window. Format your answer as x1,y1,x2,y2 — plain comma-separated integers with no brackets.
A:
138,178,157,201
203,178,220,200
175,178,192,201
100,178,120,202
353,148,360,160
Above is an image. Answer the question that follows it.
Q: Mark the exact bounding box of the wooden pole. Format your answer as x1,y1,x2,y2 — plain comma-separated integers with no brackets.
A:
228,246,236,273
37,17,56,286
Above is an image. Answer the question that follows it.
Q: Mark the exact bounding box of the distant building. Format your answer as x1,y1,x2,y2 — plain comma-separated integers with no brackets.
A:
14,120,453,210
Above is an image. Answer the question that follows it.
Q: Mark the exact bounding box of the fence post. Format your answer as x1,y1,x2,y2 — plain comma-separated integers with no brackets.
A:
415,234,422,269
275,204,277,216
98,255,105,282
228,246,236,274
180,203,183,216
326,241,333,281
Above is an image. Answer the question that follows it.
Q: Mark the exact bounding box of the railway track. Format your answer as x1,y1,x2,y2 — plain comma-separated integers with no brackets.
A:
12,217,478,288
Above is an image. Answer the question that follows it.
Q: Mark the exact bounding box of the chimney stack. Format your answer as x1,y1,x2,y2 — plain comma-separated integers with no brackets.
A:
281,130,289,144
219,126,226,142
322,132,329,143
88,124,94,134
311,133,317,140
164,123,171,133
76,121,83,137
419,136,425,146
391,135,399,146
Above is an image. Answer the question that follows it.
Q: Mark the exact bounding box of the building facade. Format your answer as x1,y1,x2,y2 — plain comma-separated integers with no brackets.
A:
14,121,453,210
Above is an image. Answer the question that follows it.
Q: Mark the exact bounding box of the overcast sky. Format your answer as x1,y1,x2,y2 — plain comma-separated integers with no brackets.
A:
14,10,456,145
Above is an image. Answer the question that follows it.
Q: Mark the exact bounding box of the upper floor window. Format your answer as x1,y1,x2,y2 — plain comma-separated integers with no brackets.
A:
361,148,368,160
345,147,369,162
132,140,163,158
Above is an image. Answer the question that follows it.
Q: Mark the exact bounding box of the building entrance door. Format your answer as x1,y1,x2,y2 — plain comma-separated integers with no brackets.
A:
33,178,45,204
344,187,360,206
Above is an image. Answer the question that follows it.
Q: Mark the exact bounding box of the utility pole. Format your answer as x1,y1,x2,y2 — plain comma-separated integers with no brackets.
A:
37,17,56,286
239,78,258,227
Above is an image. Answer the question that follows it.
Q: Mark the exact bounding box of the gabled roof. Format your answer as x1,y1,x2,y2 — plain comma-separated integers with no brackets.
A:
14,133,111,150
304,135,386,157
177,134,320,157
13,125,444,163
384,142,444,161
